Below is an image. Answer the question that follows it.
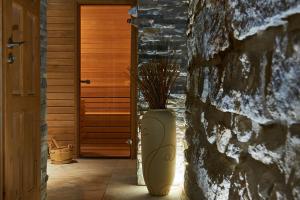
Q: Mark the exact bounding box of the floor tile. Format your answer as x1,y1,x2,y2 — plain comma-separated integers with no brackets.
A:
47,159,182,200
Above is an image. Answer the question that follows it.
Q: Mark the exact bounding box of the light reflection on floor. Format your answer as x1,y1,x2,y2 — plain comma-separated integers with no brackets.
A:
47,159,182,200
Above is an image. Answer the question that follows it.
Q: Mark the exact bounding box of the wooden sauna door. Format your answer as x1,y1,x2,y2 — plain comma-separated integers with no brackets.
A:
79,5,132,157
3,0,40,199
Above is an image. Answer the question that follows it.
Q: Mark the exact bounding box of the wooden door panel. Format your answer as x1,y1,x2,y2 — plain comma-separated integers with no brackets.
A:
83,126,131,133
23,13,37,95
83,120,129,127
6,112,23,200
83,102,130,113
81,132,131,139
81,71,130,79
3,0,40,199
11,4,23,95
81,87,130,98
80,147,130,157
80,5,132,157
80,138,129,144
23,112,36,194
83,114,130,122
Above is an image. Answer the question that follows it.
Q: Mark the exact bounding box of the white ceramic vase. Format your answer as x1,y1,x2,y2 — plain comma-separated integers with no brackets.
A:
141,109,176,196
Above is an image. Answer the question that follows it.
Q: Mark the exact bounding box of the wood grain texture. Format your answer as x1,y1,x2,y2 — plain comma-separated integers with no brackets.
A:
4,0,40,199
47,0,76,148
47,1,136,158
80,5,131,157
0,0,3,197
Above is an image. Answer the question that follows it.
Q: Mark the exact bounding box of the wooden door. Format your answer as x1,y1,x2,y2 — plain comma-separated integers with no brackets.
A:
3,0,40,199
79,5,132,157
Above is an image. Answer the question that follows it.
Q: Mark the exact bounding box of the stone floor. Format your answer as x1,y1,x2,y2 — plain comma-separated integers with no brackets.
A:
47,159,182,200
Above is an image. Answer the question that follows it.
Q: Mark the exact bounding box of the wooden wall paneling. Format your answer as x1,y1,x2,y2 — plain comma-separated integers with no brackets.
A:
47,0,76,153
48,106,75,114
77,0,136,5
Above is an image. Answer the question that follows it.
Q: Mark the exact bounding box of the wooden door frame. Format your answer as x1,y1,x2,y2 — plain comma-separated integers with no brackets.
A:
75,0,138,159
0,0,3,198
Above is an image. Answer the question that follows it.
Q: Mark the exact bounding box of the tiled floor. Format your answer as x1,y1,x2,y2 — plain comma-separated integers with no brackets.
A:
47,159,182,200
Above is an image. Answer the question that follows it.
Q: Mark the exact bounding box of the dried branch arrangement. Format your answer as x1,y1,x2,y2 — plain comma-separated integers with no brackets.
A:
138,58,180,109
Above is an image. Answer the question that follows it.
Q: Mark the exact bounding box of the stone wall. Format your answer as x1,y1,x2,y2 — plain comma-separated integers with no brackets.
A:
40,0,48,199
185,1,300,199
135,0,189,185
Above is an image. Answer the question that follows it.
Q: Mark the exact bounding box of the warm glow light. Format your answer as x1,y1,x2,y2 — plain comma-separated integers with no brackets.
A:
173,152,185,186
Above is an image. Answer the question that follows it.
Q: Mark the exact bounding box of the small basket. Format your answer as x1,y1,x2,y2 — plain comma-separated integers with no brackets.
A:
49,138,73,164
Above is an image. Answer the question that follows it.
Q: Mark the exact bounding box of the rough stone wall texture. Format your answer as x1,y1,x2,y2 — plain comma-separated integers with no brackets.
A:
185,1,300,199
136,0,189,185
40,0,48,199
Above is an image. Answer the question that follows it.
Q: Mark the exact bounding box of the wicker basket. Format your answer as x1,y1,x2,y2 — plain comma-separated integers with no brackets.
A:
49,138,73,164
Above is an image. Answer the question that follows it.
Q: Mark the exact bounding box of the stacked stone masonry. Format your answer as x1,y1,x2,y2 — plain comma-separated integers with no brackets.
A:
136,0,189,185
185,0,300,199
40,0,48,199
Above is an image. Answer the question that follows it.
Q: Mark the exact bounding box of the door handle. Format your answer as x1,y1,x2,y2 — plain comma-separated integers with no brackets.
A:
126,139,133,145
7,36,25,49
80,80,91,84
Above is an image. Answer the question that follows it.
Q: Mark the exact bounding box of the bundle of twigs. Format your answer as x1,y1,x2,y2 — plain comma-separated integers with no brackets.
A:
138,58,180,109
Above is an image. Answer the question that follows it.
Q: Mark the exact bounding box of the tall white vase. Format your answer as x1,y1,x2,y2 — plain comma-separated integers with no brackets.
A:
141,109,176,196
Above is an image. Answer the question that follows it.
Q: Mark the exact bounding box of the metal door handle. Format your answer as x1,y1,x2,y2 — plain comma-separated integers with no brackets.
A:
80,80,91,84
126,139,133,145
7,53,16,64
7,37,25,49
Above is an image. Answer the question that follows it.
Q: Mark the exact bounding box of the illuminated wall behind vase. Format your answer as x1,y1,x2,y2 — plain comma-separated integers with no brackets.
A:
135,0,189,186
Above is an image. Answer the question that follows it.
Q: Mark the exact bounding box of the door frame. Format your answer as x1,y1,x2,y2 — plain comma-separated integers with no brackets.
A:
0,0,3,198
75,0,138,158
